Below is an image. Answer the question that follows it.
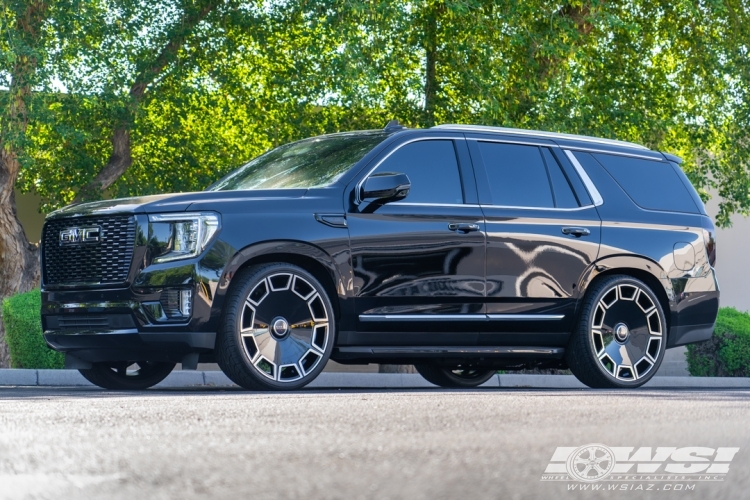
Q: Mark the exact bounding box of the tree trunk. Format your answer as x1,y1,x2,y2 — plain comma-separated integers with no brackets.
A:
76,0,223,202
0,176,40,367
422,2,445,127
0,1,48,367
424,3,445,127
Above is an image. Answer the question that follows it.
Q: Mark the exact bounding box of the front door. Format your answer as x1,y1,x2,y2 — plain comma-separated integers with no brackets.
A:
347,137,485,346
467,137,602,346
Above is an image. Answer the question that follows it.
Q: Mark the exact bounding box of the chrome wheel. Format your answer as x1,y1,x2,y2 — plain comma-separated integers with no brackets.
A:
217,263,335,390
239,272,330,382
590,282,664,382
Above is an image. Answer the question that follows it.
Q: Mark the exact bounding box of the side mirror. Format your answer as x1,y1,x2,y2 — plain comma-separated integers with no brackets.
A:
361,172,411,202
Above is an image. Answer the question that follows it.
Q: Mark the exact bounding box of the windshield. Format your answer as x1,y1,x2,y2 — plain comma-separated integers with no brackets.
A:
209,132,388,191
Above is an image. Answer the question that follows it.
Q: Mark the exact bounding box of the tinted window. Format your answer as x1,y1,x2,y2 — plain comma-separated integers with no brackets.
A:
542,148,580,208
478,142,553,208
373,140,464,204
210,132,387,191
592,153,699,213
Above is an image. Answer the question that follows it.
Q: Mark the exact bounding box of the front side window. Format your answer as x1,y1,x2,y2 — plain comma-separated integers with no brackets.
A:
478,142,554,208
371,140,464,204
210,132,388,191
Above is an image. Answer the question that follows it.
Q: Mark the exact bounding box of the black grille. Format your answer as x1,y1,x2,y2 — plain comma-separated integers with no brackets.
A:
43,215,136,286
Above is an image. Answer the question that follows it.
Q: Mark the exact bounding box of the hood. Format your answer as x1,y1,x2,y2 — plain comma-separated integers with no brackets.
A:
46,189,310,219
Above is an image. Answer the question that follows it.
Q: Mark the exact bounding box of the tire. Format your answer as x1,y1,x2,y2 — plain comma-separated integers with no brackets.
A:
216,263,336,391
79,361,175,390
415,364,496,388
566,275,667,388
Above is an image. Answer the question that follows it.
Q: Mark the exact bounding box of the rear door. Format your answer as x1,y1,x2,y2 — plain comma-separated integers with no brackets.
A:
346,136,485,346
467,134,602,346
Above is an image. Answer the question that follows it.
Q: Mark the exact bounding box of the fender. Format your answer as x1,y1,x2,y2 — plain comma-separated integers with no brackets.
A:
208,239,353,332
576,254,671,312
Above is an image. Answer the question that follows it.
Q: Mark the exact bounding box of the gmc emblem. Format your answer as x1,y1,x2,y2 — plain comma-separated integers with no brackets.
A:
59,226,101,244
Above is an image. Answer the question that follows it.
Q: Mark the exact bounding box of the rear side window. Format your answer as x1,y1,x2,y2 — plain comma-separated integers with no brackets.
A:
373,140,464,204
592,153,699,213
541,148,580,209
478,142,554,208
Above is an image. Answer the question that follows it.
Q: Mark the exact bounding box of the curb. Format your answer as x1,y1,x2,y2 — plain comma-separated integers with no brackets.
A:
0,369,749,389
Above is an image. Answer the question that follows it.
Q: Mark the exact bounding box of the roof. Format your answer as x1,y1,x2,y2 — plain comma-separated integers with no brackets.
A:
432,124,649,151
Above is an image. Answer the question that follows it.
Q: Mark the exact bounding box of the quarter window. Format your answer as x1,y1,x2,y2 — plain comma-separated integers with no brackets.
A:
372,140,464,204
592,153,699,213
478,142,554,208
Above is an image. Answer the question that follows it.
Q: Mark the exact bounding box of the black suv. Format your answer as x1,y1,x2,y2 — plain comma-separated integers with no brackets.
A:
41,123,719,390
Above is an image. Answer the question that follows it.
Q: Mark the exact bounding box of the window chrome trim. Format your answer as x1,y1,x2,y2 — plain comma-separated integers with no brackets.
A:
388,202,481,208
487,314,565,321
560,145,661,161
479,203,591,212
433,124,649,151
354,136,465,205
359,313,564,322
564,150,604,207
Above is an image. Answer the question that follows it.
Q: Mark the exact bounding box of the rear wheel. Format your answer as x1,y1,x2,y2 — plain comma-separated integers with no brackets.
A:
415,364,496,388
566,275,667,388
79,361,175,390
216,263,335,391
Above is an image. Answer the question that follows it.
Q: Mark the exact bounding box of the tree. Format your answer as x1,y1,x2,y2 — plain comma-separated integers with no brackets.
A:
0,0,50,366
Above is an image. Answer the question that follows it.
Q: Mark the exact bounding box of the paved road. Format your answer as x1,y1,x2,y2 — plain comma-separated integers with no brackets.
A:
0,387,748,499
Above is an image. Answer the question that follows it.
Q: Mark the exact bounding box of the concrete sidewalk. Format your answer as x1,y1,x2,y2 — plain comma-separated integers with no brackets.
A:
0,369,748,389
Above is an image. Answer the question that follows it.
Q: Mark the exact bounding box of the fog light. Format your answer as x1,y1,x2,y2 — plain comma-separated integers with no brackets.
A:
180,289,192,317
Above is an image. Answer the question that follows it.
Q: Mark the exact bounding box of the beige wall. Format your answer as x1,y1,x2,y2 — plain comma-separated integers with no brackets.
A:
705,197,750,313
15,190,46,243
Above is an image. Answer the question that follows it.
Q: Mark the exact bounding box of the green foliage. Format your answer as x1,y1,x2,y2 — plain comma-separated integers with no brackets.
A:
2,289,64,369
4,1,750,226
686,308,750,377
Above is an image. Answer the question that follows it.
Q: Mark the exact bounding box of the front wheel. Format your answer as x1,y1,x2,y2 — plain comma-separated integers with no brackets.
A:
566,275,667,388
415,364,496,388
79,361,175,390
216,263,335,391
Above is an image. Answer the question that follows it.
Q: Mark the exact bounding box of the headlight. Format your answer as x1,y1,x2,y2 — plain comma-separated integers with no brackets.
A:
148,212,220,263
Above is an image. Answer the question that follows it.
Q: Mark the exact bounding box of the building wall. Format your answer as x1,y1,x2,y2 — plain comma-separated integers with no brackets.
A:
705,197,750,313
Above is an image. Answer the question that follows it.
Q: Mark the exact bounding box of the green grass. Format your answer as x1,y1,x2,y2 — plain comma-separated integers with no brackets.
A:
686,307,750,377
2,289,64,369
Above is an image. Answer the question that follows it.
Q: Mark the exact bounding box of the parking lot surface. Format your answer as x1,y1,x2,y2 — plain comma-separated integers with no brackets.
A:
0,387,748,499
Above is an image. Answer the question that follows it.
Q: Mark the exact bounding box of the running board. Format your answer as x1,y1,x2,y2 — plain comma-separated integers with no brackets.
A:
334,346,564,359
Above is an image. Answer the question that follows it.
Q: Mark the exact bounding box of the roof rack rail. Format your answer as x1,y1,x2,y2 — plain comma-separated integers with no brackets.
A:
432,124,649,151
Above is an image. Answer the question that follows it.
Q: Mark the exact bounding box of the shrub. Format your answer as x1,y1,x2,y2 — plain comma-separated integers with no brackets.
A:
2,289,64,369
686,307,750,377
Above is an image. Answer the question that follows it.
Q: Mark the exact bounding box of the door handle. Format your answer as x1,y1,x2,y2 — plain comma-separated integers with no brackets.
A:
562,226,591,237
449,223,480,233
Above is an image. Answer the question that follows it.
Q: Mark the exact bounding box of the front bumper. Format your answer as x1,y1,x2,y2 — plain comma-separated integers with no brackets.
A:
42,284,219,363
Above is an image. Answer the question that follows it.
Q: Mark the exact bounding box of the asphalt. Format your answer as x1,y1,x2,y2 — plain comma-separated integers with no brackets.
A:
0,386,748,500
